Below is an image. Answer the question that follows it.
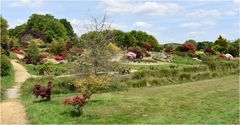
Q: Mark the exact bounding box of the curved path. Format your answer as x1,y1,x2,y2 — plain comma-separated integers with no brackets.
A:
1,59,30,124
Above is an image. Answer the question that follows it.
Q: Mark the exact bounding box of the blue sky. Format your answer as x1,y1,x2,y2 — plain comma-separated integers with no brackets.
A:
1,0,239,44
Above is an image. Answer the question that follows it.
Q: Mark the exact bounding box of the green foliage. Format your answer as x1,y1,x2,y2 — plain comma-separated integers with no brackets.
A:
27,41,40,64
34,63,67,76
227,39,239,57
1,55,11,76
20,75,239,124
9,24,27,38
0,16,9,50
197,41,213,50
172,56,200,65
129,30,159,49
75,74,110,96
26,14,68,42
185,39,197,47
1,61,14,100
213,35,229,53
59,18,76,38
50,38,66,55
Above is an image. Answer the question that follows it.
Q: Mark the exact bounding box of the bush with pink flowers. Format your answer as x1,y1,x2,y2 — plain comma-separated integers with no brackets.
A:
55,55,64,61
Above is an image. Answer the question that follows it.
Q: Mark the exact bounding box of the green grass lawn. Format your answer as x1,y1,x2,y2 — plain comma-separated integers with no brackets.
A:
21,75,239,124
1,63,15,100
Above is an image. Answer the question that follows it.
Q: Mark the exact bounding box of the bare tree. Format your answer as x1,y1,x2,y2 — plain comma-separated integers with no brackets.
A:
75,15,119,75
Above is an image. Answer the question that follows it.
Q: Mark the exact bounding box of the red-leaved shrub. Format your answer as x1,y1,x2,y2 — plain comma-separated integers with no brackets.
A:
33,81,53,100
64,94,90,115
204,48,215,55
142,42,151,51
164,46,173,53
180,43,196,53
218,54,226,59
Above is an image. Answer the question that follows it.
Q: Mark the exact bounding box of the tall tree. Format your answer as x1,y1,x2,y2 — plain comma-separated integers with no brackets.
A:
26,14,68,42
213,35,228,53
0,16,9,50
77,15,119,75
59,18,76,38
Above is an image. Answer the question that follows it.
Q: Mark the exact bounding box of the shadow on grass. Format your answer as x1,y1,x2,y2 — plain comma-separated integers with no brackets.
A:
60,110,82,117
32,99,50,103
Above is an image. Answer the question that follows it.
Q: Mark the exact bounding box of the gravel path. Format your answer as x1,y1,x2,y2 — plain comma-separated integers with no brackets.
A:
1,59,30,124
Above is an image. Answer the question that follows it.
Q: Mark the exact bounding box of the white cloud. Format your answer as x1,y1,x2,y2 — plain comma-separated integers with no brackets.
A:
70,18,128,36
186,9,237,18
133,21,152,29
233,0,240,9
180,21,215,29
158,27,167,31
186,31,205,36
223,10,237,16
9,0,44,7
101,0,182,16
9,19,26,29
186,9,221,18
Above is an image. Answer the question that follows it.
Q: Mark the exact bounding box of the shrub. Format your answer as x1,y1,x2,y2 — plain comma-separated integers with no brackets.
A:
33,81,53,100
204,48,215,55
128,46,144,58
64,95,89,116
142,42,151,51
164,46,173,53
179,73,191,80
55,55,64,61
24,41,40,64
50,38,66,55
1,55,11,76
12,48,25,55
179,43,196,53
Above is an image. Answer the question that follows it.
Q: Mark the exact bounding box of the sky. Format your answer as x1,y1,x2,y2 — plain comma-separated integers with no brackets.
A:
1,0,240,44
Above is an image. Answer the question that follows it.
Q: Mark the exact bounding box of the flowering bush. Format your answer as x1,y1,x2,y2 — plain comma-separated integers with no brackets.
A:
12,49,25,55
64,95,90,115
204,48,215,55
55,55,64,61
128,47,144,58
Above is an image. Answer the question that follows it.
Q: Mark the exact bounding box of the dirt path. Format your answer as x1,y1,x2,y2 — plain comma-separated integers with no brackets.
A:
1,59,30,124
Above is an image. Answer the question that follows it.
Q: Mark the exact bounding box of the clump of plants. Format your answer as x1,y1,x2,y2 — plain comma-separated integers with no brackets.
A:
1,55,11,76
33,81,53,100
64,74,110,115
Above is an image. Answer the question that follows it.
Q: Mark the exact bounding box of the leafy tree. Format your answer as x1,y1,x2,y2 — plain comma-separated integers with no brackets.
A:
0,16,9,50
129,30,159,49
197,41,213,50
77,15,119,75
185,39,197,47
124,32,137,49
59,18,76,38
213,35,228,53
9,24,27,38
26,14,68,42
227,39,240,57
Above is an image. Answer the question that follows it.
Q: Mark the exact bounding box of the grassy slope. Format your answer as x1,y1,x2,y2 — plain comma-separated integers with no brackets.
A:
1,63,15,99
21,75,239,124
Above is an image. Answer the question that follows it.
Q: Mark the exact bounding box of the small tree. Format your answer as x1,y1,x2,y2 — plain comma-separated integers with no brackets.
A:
25,41,40,64
64,74,110,115
213,35,228,53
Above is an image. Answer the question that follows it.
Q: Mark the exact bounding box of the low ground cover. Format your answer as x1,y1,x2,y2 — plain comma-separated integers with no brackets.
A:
20,75,239,124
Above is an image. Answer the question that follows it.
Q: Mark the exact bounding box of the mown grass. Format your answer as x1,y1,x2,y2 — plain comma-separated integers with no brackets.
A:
20,75,239,124
1,63,15,100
